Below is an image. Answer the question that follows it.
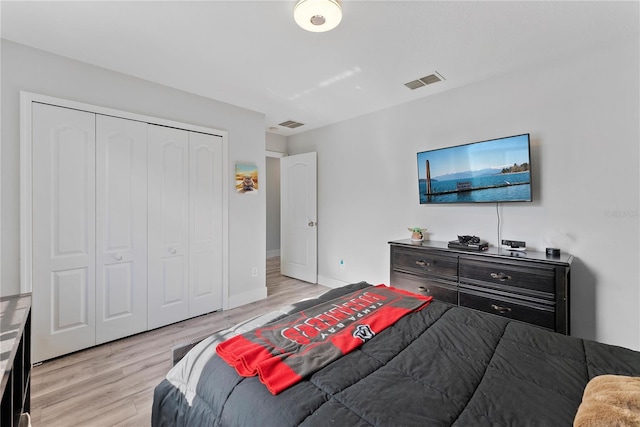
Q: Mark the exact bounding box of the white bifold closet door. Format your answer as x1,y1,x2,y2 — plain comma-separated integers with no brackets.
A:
95,115,148,344
32,103,97,362
30,102,223,361
147,125,223,329
147,125,189,329
188,132,223,317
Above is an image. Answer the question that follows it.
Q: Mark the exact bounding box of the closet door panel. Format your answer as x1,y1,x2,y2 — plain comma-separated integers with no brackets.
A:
96,115,148,344
188,132,223,316
52,269,90,330
148,125,189,329
32,103,96,362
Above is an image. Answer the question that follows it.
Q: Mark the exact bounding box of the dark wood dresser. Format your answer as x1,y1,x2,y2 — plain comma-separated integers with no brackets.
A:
1,293,32,427
389,240,572,334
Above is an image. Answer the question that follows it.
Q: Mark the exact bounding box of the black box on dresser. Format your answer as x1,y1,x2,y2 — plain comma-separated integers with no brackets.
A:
389,239,573,334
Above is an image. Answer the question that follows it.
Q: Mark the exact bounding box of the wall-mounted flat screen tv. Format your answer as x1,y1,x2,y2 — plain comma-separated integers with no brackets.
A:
417,133,532,204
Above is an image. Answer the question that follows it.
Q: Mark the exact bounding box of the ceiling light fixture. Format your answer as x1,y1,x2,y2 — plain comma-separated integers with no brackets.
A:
294,0,342,33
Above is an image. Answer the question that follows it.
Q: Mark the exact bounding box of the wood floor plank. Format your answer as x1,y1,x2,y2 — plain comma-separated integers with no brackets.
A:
37,370,127,420
30,257,327,426
53,398,139,427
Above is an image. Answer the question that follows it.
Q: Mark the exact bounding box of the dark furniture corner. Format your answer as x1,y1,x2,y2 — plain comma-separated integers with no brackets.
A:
1,293,32,427
389,239,572,334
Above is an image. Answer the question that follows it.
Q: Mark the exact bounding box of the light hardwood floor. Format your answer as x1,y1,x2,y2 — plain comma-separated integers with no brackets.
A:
30,257,328,427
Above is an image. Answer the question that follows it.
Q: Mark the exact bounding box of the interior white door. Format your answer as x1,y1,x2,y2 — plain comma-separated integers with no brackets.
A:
32,103,96,362
95,115,148,344
148,125,189,329
280,152,317,283
188,132,223,316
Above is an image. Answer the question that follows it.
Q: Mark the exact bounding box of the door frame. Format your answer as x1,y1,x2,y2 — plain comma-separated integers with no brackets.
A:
19,91,230,308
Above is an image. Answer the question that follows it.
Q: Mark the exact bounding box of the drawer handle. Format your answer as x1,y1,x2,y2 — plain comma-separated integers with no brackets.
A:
490,272,511,281
417,286,428,293
114,254,123,261
415,260,430,267
491,304,512,313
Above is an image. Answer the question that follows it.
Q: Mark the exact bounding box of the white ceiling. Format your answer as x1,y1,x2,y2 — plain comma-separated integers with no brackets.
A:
2,1,638,136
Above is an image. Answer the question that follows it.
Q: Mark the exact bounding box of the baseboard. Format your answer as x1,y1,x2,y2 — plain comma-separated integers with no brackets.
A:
317,275,350,289
266,250,280,258
227,287,268,309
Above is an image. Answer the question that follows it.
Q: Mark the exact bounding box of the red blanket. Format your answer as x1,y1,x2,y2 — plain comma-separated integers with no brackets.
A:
216,285,432,394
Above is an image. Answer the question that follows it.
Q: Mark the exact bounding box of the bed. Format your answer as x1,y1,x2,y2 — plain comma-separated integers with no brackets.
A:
152,282,640,426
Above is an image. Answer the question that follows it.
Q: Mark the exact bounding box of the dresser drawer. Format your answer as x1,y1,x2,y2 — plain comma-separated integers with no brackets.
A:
459,258,555,297
459,288,555,330
392,272,458,305
392,248,458,280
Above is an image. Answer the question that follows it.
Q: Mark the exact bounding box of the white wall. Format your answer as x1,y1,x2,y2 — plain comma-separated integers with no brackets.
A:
1,40,267,306
266,132,287,153
288,37,640,350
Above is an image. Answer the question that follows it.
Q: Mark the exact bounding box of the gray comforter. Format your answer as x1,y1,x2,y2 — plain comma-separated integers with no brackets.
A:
152,282,640,426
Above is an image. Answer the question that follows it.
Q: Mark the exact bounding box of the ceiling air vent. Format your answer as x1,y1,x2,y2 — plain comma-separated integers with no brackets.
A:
278,120,305,129
404,72,445,90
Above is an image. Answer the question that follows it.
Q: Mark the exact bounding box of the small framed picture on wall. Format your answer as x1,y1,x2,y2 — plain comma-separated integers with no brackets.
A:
235,164,259,194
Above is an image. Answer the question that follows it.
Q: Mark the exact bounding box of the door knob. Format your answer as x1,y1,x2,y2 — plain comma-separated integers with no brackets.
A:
308,221,317,227
114,254,123,261
169,248,177,254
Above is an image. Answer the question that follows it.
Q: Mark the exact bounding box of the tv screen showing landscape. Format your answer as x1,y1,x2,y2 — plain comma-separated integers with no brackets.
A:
417,134,532,204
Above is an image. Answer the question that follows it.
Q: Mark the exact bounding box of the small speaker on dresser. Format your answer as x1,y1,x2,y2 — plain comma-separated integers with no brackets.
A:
546,248,561,257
